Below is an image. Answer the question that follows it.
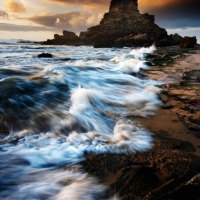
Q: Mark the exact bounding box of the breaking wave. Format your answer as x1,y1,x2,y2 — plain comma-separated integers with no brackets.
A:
0,43,160,199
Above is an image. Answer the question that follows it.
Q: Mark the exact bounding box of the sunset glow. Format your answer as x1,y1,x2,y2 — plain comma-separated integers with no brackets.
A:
0,0,200,41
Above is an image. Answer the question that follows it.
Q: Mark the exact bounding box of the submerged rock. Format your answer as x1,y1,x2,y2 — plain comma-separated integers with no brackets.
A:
37,53,53,58
42,0,191,48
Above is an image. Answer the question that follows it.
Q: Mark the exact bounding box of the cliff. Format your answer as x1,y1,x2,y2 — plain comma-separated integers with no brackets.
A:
42,0,196,48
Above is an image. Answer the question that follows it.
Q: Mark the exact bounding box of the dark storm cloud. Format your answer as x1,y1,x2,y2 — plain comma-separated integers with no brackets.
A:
143,0,200,28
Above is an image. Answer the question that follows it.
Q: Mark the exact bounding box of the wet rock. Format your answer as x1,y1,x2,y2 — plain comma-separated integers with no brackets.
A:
82,138,200,200
0,119,9,136
180,36,197,48
161,69,200,131
183,70,200,82
145,172,200,200
167,174,200,200
38,53,53,58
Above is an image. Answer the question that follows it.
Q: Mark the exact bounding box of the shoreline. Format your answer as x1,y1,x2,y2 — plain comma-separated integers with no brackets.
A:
0,43,200,199
83,47,200,199
138,47,200,155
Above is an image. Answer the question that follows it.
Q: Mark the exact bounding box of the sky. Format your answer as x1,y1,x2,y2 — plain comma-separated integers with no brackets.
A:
0,0,200,41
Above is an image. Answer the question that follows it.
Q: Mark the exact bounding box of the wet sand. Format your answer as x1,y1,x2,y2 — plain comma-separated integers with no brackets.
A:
138,48,200,155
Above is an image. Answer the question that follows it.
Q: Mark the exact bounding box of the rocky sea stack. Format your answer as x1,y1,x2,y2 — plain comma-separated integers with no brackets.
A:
43,0,197,48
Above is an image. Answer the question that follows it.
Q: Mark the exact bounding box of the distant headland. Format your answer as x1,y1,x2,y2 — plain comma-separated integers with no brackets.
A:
43,0,197,48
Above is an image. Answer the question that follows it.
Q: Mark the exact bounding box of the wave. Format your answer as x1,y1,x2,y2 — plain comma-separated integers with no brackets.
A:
0,44,160,199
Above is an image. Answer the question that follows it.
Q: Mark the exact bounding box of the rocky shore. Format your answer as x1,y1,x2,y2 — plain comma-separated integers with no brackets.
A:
0,45,200,199
142,46,200,133
80,47,200,199
42,0,197,48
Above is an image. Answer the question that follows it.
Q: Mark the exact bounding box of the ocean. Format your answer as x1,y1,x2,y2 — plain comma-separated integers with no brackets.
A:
0,40,161,199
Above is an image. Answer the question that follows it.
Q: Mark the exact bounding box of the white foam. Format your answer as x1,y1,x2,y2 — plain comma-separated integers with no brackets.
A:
69,86,100,114
116,58,147,73
129,45,156,59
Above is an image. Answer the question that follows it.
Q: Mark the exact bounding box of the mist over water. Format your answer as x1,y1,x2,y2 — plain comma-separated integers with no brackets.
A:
0,41,161,199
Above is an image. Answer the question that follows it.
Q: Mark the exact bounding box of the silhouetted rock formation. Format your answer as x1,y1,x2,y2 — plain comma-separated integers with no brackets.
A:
43,0,197,48
43,30,83,45
79,0,169,47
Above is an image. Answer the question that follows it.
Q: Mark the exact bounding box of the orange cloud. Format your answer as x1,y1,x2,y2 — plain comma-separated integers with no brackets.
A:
139,0,193,11
48,0,108,6
47,0,193,11
5,0,26,13
29,0,200,33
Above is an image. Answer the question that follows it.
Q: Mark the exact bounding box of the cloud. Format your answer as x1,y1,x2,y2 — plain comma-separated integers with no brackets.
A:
48,0,108,7
47,0,200,29
29,10,104,33
5,0,26,13
140,0,200,28
0,22,53,32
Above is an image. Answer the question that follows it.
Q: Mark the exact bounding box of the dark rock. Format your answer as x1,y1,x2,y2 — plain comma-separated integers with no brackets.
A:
183,70,200,82
43,0,192,48
37,53,53,58
62,30,79,40
54,34,61,40
43,30,82,45
168,174,200,200
0,119,9,136
169,33,183,45
180,36,197,48
109,0,138,13
82,138,200,200
158,69,200,131
79,0,168,47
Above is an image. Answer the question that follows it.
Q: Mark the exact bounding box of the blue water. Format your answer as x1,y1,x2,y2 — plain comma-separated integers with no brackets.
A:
0,40,161,199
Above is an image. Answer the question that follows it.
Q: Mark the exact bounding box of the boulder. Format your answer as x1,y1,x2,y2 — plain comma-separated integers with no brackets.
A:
63,30,79,40
180,36,197,48
170,33,183,45
38,53,53,58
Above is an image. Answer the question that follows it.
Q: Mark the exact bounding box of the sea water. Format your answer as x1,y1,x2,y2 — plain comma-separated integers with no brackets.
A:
0,40,161,199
